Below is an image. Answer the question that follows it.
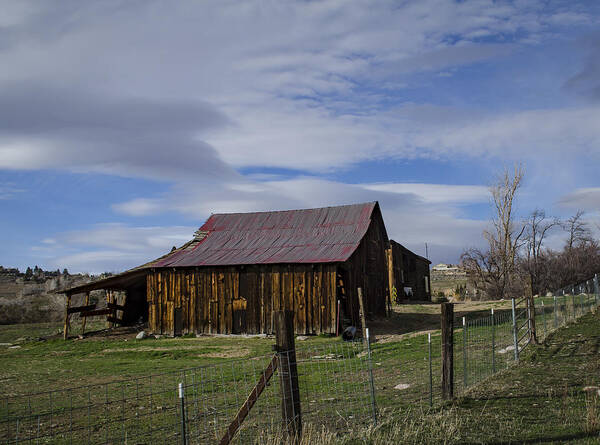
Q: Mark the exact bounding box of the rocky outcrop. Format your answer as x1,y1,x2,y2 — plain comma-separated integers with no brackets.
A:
0,266,95,324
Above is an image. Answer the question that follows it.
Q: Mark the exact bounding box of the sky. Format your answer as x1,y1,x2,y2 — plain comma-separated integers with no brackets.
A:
1,0,600,274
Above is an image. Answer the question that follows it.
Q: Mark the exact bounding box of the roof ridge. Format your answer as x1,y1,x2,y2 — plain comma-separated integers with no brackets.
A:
206,201,377,217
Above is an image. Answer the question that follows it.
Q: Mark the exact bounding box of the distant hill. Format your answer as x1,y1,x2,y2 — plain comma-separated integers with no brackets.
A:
0,266,107,324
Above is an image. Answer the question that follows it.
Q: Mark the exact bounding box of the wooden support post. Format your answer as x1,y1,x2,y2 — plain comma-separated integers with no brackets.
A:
106,290,114,329
386,248,394,316
81,291,90,336
63,293,72,340
274,310,301,441
357,287,368,344
441,302,454,399
119,291,127,325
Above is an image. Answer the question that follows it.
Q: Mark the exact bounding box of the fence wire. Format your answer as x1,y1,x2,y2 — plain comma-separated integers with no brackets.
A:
1,340,373,445
2,274,599,443
455,274,600,394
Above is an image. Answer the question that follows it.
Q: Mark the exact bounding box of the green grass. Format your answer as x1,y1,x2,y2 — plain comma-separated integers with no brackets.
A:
264,309,600,444
0,298,530,396
1,296,598,444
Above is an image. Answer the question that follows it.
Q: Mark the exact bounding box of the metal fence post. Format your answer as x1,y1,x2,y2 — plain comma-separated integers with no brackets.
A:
553,296,558,328
366,328,378,425
541,301,547,340
511,298,519,362
179,383,187,445
462,317,467,388
428,333,432,407
491,308,496,374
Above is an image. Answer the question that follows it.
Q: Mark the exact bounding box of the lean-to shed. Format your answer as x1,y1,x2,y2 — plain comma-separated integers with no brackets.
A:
387,240,432,302
62,202,391,336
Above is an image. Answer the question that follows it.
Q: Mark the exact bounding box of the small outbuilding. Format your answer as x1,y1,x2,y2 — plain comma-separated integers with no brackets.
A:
61,201,431,336
387,240,431,302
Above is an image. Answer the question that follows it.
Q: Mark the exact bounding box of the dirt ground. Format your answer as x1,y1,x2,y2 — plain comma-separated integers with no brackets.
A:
367,299,513,342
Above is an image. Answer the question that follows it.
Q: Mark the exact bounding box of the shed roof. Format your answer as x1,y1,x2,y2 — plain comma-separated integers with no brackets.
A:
153,201,378,267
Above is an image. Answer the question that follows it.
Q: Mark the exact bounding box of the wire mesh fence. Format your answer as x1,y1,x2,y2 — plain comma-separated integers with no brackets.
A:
367,329,448,412
453,307,517,394
536,275,599,343
455,273,600,394
0,340,374,445
2,275,599,444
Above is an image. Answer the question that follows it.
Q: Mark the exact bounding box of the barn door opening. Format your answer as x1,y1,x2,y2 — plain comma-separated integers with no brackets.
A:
336,268,351,330
174,307,183,336
232,298,247,334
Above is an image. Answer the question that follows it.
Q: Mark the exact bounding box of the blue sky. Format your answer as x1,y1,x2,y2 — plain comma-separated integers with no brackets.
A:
1,0,600,273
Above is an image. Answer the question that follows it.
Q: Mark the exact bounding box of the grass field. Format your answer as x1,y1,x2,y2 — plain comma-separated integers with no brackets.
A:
350,309,600,444
0,300,518,395
1,297,598,443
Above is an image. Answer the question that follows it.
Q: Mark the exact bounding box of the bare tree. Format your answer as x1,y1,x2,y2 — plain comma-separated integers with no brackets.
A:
564,210,592,250
462,165,526,299
521,209,558,295
560,210,596,285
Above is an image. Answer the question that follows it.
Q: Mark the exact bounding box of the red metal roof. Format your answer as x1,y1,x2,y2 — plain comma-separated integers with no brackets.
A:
153,202,378,267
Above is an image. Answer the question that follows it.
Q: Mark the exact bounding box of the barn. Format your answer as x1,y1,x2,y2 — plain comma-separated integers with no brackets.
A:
387,240,432,302
61,201,430,337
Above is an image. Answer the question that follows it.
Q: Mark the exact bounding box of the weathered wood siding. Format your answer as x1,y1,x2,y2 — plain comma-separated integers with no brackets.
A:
146,264,338,335
339,206,389,326
389,240,431,301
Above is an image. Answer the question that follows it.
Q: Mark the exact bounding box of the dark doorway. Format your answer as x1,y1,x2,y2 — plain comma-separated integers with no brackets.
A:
174,307,183,336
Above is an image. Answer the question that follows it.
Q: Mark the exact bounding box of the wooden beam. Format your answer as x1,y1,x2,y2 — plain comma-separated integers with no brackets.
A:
218,355,278,445
67,304,96,314
79,308,113,317
107,302,126,312
386,247,394,315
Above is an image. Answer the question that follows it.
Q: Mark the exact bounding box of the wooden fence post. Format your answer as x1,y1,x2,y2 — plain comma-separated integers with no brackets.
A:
274,310,301,441
527,277,538,345
441,302,454,399
357,287,367,344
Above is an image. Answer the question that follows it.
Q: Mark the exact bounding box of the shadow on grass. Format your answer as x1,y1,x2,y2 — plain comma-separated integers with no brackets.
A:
463,430,600,445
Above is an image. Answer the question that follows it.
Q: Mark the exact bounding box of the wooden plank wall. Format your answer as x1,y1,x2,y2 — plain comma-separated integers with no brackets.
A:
146,264,338,336
341,208,389,326
389,241,431,301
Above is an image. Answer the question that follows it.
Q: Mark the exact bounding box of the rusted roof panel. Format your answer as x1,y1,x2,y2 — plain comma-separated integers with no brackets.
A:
153,202,377,267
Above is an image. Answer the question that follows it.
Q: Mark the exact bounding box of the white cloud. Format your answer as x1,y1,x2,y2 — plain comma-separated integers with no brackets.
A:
559,188,600,210
3,0,598,272
35,224,196,274
113,176,488,265
363,183,489,204
0,0,596,177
